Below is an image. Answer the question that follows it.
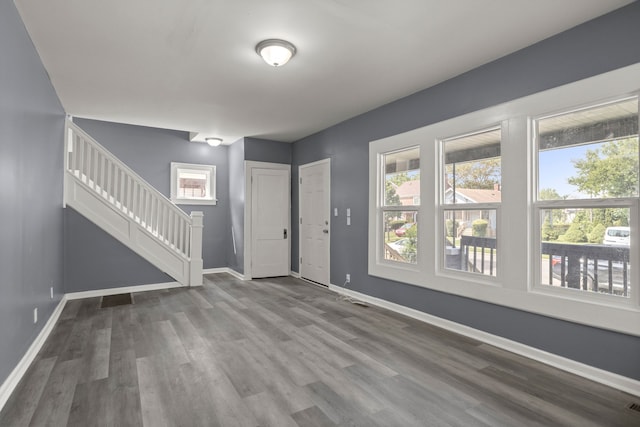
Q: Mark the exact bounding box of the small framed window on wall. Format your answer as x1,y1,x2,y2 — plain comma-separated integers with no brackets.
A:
170,162,217,205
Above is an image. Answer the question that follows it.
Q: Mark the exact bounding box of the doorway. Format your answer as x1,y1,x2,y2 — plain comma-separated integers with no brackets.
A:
245,162,291,279
299,159,330,286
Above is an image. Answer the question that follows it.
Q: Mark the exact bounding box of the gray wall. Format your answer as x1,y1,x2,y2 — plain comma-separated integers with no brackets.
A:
227,138,245,274
245,137,292,164
291,2,640,380
64,209,171,290
0,0,65,386
65,119,230,292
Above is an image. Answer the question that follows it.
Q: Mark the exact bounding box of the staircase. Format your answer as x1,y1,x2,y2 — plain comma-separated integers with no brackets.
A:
63,119,203,287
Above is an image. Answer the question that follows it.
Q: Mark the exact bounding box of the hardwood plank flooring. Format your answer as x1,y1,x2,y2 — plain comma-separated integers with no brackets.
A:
1,273,639,426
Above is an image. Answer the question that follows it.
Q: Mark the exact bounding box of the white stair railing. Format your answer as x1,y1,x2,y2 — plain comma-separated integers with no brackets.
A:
63,119,203,287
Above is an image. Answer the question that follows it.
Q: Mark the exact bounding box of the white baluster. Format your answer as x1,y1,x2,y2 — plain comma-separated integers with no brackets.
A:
91,145,98,189
77,135,84,180
150,196,157,234
106,159,112,202
99,156,104,200
119,167,126,209
178,217,184,254
168,210,174,247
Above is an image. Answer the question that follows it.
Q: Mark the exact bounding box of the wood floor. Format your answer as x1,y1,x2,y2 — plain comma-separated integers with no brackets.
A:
1,273,638,426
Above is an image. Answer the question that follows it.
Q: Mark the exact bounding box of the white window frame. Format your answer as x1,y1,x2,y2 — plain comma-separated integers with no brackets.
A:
170,162,217,205
438,125,503,282
368,63,640,336
377,146,421,268
531,96,639,304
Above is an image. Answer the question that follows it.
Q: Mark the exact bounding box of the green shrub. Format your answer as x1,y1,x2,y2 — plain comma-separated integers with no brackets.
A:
554,224,570,236
588,223,606,244
558,222,587,243
541,220,556,241
541,219,574,242
472,219,488,237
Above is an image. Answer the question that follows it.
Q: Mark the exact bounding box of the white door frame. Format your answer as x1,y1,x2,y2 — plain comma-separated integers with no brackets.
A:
244,161,291,280
298,158,331,285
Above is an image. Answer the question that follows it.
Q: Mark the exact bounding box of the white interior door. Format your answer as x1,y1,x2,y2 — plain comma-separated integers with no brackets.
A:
299,159,330,285
251,168,290,278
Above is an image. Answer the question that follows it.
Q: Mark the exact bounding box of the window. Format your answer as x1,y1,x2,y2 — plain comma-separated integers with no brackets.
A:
368,64,640,335
535,97,638,298
441,127,501,277
381,147,420,264
170,162,217,205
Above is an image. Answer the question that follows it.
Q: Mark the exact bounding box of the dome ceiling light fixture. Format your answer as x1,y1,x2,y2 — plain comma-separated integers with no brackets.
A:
205,137,223,147
255,39,296,67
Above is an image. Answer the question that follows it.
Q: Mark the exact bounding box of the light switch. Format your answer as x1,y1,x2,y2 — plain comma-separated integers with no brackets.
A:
346,208,351,217
347,217,351,226
334,208,338,216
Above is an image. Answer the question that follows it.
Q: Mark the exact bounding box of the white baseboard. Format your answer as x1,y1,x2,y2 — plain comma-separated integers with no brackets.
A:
203,268,228,275
204,268,301,281
329,284,640,397
65,281,183,300
0,297,67,412
227,268,247,280
203,267,247,281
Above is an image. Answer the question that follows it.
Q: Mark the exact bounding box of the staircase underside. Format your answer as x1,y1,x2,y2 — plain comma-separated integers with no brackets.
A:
65,171,191,285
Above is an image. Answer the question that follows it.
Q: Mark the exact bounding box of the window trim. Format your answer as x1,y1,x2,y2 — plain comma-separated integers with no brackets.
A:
437,124,504,281
368,63,640,337
376,146,421,270
531,94,639,307
170,162,217,205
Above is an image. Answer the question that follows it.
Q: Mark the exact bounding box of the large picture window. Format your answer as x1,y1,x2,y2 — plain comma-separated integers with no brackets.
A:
368,64,640,336
535,97,638,298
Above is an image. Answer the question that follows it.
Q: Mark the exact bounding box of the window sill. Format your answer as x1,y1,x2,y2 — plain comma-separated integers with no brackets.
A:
171,198,218,206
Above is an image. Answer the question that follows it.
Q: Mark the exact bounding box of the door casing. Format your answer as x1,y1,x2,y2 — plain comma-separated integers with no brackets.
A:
244,161,291,279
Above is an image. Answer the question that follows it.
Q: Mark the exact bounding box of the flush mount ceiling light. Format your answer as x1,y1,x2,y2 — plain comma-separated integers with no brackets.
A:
205,137,222,147
255,39,296,67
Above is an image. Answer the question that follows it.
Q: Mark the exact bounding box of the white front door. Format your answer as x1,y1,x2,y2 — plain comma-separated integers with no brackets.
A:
299,159,330,285
251,168,290,278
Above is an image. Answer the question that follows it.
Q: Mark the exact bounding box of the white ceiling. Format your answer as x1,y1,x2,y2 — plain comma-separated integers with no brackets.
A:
15,0,633,144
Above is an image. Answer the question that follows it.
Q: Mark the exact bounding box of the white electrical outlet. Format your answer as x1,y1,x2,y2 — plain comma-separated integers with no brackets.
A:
33,308,38,324
346,274,351,283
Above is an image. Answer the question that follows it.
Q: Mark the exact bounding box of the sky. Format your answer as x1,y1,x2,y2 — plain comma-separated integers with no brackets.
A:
538,144,591,198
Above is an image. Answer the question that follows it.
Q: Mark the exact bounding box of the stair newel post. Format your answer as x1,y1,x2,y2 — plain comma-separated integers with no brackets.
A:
189,211,204,287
